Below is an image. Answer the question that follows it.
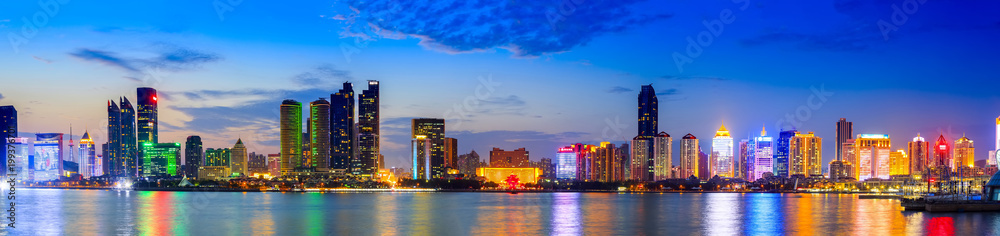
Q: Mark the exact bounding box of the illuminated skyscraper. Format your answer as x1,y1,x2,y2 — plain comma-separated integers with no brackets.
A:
637,84,658,138
412,118,446,178
444,138,458,168
120,97,138,177
836,118,853,161
310,99,331,172
107,101,121,177
185,136,203,177
773,130,796,178
630,137,650,180
10,138,30,181
653,132,673,180
712,124,734,178
411,135,431,180
829,160,851,180
556,146,576,180
280,99,303,176
78,131,96,178
356,80,380,176
908,134,931,175
458,150,481,176
205,148,231,167
141,142,181,177
35,133,64,181
330,82,355,170
933,135,951,169
231,139,247,177
749,127,774,181
680,134,699,179
0,106,15,176
489,148,529,168
889,149,909,176
954,135,975,170
790,131,822,177
842,140,856,179
855,134,891,180
737,139,750,179
593,142,616,182
136,87,158,145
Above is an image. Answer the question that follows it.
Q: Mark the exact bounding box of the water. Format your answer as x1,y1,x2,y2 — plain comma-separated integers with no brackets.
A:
9,189,1000,235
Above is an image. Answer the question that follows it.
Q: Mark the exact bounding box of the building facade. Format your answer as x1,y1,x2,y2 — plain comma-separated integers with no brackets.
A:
185,136,203,177
310,99,331,172
356,80,380,177
773,130,796,178
412,118,446,178
280,99,302,176
231,139,248,177
712,125,733,178
330,82,355,170
889,150,909,176
136,87,158,145
654,132,672,180
556,146,576,180
836,118,853,162
909,135,931,175
0,106,13,176
141,142,181,177
749,127,773,181
954,135,975,170
680,134,699,179
855,134,891,180
789,131,822,177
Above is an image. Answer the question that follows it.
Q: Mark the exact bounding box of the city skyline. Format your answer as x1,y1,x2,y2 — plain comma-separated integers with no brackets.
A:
2,1,1000,171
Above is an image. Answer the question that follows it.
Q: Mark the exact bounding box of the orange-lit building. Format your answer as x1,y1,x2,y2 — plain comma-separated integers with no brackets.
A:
489,148,529,168
954,135,975,170
476,167,542,184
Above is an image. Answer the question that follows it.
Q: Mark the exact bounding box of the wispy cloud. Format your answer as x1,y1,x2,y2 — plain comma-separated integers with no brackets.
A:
68,44,222,84
478,95,527,115
291,64,354,88
31,56,52,64
338,0,670,57
606,86,634,94
0,93,5,101
656,88,678,96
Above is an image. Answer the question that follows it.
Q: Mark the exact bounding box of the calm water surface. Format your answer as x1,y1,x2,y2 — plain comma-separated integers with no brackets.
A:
10,189,1000,235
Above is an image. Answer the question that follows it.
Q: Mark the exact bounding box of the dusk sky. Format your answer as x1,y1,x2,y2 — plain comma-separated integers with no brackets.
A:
2,0,999,170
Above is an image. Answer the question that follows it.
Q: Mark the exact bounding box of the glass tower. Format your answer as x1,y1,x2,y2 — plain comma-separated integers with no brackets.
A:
0,106,15,176
120,97,138,177
357,80,380,177
310,99,331,172
280,99,303,175
185,136,203,177
330,82,355,170
136,87,158,144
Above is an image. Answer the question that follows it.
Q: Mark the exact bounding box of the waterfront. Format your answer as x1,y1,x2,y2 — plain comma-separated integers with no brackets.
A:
10,189,1000,235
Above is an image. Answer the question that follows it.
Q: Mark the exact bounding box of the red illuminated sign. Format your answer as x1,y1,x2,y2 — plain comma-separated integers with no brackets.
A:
939,145,947,150
558,147,573,152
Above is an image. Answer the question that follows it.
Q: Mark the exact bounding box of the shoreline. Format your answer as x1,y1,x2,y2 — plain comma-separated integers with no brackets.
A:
23,186,901,195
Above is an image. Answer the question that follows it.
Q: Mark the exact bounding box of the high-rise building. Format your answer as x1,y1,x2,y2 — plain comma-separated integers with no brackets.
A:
34,133,64,181
248,153,268,177
617,143,630,180
330,82,355,171
539,158,556,179
637,84,658,138
412,118,445,178
789,131,822,177
954,135,975,170
280,99,302,176
836,118,853,161
136,88,158,148
556,146,576,180
855,134,891,180
141,143,180,177
630,138,650,180
653,132,672,181
996,116,999,155
458,150,481,176
489,148,529,168
267,154,281,177
310,99,331,172
184,136,203,177
120,97,139,177
412,135,431,180
106,101,121,177
933,135,951,169
737,139,750,179
78,131,97,178
10,138,30,181
842,140,856,179
749,127,774,181
773,130,796,178
592,142,616,182
205,148,232,167
908,134,931,175
680,134,699,179
231,139,248,177
356,80,380,177
829,160,851,180
444,138,458,168
889,149,909,176
699,148,711,180
712,124,734,178
1,106,16,176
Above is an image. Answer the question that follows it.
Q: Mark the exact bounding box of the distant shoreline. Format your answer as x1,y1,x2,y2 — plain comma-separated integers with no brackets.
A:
23,186,887,195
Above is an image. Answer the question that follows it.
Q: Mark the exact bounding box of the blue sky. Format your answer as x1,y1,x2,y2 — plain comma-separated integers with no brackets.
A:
2,0,999,170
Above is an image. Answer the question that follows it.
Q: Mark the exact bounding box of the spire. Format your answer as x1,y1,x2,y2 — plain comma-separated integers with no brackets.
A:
761,125,767,137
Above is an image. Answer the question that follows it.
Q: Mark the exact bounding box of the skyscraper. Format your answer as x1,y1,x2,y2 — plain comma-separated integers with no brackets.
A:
106,101,121,177
630,137,650,180
836,118,853,161
205,148,232,167
933,135,951,169
136,87,158,145
698,147,711,180
738,139,750,179
712,124,733,178
444,137,458,168
996,116,999,155
185,136,203,177
592,143,616,182
412,135,431,180
330,82,355,171
749,127,774,181
120,97,138,177
842,140,856,179
231,139,247,177
34,133,64,181
412,118,445,178
78,131,96,178
954,135,975,170
458,150,481,176
680,134,699,179
773,130,796,178
556,146,576,180
0,106,15,176
310,98,331,172
356,80,380,177
653,132,672,180
856,134,891,180
889,150,909,176
280,99,303,176
141,142,181,177
789,131,822,177
637,84,658,138
909,134,931,175
489,148,529,168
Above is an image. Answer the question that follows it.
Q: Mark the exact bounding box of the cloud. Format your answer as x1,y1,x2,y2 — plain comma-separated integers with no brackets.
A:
68,44,222,85
656,89,678,96
337,0,670,57
69,49,140,72
478,95,527,115
606,86,634,94
291,64,354,88
0,93,5,101
31,56,52,64
659,75,728,81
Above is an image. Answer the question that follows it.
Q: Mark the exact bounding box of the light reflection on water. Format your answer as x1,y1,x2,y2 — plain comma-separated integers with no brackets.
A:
12,189,1000,235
